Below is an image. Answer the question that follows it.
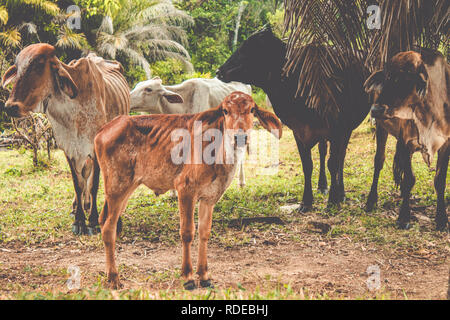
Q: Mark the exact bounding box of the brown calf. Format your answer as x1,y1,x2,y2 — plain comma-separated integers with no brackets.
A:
94,92,282,289
366,48,449,231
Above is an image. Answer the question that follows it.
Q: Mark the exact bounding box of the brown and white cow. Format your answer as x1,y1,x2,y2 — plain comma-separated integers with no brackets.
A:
365,49,449,231
94,92,282,289
1,43,130,235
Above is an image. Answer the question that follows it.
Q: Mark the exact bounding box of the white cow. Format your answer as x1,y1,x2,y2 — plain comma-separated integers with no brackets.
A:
130,77,252,187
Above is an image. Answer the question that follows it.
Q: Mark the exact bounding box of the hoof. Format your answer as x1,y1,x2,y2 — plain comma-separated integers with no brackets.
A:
200,279,214,289
365,201,376,212
396,220,411,230
87,226,100,236
326,202,341,210
183,280,197,291
435,217,449,232
317,187,328,195
72,223,88,235
296,204,312,213
107,273,122,289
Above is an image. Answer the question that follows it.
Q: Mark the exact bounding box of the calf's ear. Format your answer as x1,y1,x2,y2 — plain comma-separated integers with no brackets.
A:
51,59,78,99
254,105,282,139
364,70,384,93
2,65,17,88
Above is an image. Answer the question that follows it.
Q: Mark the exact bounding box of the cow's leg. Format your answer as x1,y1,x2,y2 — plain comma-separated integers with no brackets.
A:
317,139,328,194
197,200,214,288
327,133,350,207
177,191,196,290
396,143,415,230
100,196,127,289
65,155,87,235
100,177,137,289
294,135,313,212
366,124,389,211
336,133,351,203
434,144,449,231
87,156,101,235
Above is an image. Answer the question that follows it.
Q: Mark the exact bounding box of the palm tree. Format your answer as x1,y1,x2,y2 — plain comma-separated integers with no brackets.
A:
0,0,87,51
95,0,194,78
282,0,449,114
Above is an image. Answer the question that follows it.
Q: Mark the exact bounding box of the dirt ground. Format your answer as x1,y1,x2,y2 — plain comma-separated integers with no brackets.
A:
0,231,448,299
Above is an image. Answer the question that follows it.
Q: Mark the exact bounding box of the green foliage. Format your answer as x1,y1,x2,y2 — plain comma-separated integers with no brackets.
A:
178,0,282,75
150,58,211,85
190,36,231,74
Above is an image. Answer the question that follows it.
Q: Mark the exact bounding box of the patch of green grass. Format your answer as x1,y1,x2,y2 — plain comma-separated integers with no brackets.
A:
0,117,448,299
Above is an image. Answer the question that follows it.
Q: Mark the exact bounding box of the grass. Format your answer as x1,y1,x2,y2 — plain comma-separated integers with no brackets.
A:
0,117,448,300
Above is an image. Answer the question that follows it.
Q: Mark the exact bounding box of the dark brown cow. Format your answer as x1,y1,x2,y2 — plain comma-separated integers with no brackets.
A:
1,43,130,235
365,49,449,231
94,92,282,289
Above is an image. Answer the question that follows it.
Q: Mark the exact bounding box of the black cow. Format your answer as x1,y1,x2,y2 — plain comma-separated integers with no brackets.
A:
365,49,449,231
217,28,371,209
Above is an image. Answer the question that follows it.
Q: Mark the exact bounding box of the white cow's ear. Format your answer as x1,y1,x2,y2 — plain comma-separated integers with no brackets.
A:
163,92,184,104
2,65,17,88
51,59,78,99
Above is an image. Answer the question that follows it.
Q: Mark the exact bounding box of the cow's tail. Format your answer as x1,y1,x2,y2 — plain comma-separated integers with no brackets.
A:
393,139,408,187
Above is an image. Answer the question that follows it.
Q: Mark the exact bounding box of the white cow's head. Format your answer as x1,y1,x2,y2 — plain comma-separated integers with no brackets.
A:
130,77,184,113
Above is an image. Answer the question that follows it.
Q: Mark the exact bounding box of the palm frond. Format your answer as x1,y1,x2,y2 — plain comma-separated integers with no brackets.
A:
284,0,372,113
21,0,60,16
0,5,8,25
55,25,87,50
139,1,194,27
0,27,21,48
369,0,450,66
283,0,449,115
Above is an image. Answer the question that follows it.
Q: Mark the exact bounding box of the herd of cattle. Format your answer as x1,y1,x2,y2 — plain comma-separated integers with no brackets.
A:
0,27,448,289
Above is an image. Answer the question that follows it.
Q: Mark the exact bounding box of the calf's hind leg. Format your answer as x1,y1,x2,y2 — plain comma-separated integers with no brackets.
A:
100,189,135,289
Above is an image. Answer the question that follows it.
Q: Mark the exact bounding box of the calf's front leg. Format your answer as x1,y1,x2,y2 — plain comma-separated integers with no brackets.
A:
177,191,196,290
197,200,214,288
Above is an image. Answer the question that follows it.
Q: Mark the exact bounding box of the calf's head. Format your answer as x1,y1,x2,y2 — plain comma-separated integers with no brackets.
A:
364,51,429,120
130,77,184,113
216,27,285,87
2,43,78,118
201,91,282,150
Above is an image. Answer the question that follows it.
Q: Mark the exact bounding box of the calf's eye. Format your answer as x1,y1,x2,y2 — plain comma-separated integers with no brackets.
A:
145,88,152,93
223,109,228,115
